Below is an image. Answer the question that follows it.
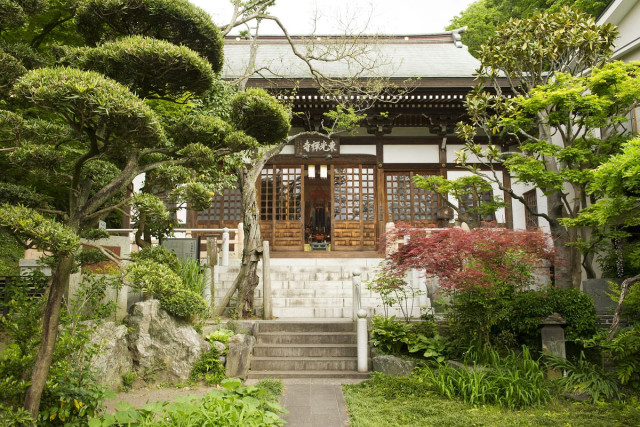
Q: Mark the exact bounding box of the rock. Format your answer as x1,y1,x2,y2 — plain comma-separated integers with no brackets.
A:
225,333,255,380
372,355,416,377
90,321,133,389
211,340,226,355
126,300,210,383
218,356,226,366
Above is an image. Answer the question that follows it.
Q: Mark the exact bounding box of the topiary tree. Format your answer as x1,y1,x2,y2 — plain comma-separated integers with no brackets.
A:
0,0,269,418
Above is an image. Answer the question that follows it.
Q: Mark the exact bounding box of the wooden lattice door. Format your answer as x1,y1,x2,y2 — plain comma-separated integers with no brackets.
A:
332,165,376,251
259,166,304,251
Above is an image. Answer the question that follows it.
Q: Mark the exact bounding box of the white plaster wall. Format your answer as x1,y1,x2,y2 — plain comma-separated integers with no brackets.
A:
383,144,439,163
445,170,506,224
615,2,640,50
446,144,486,163
340,144,377,155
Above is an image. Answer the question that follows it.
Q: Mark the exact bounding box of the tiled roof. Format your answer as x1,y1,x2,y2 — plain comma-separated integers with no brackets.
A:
222,31,480,81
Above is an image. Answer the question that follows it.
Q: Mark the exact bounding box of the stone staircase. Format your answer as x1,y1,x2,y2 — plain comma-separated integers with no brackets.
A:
213,257,427,318
247,320,369,379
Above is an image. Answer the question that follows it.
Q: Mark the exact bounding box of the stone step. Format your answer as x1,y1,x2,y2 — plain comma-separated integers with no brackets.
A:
251,356,357,371
253,344,357,357
272,307,350,318
246,370,370,380
258,321,355,333
256,332,357,345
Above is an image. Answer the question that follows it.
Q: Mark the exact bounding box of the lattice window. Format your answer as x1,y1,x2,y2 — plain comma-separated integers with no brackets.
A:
385,172,439,224
196,187,242,223
275,167,302,221
260,167,274,221
523,189,538,229
362,167,375,221
459,189,495,222
334,167,360,221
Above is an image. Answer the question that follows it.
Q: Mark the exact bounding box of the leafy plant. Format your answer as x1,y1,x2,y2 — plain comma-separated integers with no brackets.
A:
190,347,225,386
120,372,137,392
0,404,36,427
178,258,207,296
545,352,621,402
583,326,640,390
414,347,550,409
89,378,286,426
405,334,446,363
370,315,411,355
206,328,235,345
366,263,424,321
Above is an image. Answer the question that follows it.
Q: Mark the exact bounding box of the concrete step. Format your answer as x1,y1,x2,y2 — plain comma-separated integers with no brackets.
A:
246,370,370,380
256,332,356,345
253,344,357,357
272,307,350,318
251,356,357,371
258,321,355,333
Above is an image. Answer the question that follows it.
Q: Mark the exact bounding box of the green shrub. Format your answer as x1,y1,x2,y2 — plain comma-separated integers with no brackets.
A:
370,315,445,361
130,245,179,272
545,352,621,402
190,347,225,386
255,378,284,403
414,347,550,409
584,325,640,390
126,259,209,320
549,288,598,341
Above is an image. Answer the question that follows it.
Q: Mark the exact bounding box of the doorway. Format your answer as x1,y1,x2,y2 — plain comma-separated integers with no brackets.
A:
304,167,331,249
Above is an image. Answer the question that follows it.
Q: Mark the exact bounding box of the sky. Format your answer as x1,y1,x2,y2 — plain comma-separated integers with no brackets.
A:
189,0,476,35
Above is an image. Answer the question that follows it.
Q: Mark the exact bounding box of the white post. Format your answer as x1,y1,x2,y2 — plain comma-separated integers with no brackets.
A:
357,309,369,373
222,227,229,267
352,269,361,320
262,240,272,320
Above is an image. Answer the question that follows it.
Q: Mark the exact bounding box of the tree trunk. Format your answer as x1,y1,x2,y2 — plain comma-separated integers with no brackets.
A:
24,253,74,418
609,273,640,339
234,171,262,317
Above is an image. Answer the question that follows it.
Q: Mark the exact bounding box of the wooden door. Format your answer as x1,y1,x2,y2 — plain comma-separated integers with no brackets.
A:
259,166,304,251
331,165,376,251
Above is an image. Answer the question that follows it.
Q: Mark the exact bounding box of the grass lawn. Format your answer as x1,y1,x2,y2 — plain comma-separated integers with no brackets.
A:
343,373,640,427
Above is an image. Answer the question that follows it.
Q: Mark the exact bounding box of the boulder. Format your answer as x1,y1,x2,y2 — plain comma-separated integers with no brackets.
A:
211,340,226,355
126,300,210,383
225,333,255,380
90,321,133,389
372,355,416,377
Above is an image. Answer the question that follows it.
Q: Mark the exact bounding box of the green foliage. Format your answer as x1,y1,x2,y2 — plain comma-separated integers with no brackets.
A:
370,315,443,362
130,245,179,272
0,229,22,275
414,347,550,409
76,0,224,73
177,258,206,296
547,288,598,341
120,372,137,393
126,260,209,320
63,35,215,100
584,326,640,390
190,347,225,386
370,315,412,355
13,66,166,149
0,404,36,427
0,273,112,425
545,352,621,402
366,263,424,321
0,204,79,255
89,378,286,426
254,378,284,403
206,328,235,345
448,1,610,57
231,88,291,145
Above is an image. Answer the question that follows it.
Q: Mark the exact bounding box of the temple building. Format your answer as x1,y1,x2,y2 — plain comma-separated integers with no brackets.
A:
187,30,539,254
